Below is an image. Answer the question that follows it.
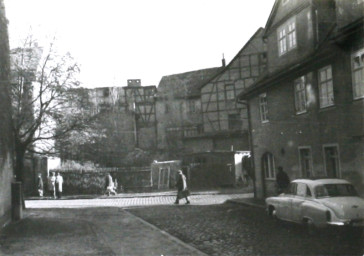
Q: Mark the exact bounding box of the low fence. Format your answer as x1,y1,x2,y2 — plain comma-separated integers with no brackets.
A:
49,167,152,195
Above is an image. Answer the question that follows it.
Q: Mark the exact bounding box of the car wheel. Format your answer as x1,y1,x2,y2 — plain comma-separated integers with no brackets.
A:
268,206,278,221
304,218,316,235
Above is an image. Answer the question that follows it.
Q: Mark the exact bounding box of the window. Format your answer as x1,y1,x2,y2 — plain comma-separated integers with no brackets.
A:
259,93,268,122
228,114,242,130
262,152,275,179
299,147,313,178
144,88,155,100
288,22,296,49
278,18,296,56
188,100,196,113
296,183,307,197
225,84,235,101
294,76,307,114
319,65,334,108
324,145,340,178
351,48,364,99
278,29,287,55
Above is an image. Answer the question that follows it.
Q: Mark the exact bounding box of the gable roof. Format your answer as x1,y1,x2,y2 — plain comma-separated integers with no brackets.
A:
157,67,222,98
263,0,280,37
237,26,338,101
198,27,265,90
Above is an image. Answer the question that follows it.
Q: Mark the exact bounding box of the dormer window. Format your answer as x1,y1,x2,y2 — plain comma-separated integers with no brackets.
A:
278,17,297,56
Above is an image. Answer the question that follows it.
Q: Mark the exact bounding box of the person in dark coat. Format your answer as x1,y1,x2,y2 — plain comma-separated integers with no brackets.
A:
174,170,190,204
276,166,290,194
37,173,43,197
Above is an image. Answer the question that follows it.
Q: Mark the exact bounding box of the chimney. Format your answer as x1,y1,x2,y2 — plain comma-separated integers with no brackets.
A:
222,54,226,67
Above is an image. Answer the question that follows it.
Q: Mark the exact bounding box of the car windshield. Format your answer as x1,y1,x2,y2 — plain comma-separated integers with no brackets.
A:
315,184,358,198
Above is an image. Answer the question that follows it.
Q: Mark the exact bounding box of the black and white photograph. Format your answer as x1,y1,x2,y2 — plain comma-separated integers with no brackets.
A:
0,0,363,255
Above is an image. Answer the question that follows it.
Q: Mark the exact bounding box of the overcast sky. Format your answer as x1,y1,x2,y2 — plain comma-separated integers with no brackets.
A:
4,0,275,88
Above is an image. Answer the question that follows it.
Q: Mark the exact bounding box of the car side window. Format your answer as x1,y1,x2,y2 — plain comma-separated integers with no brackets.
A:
289,183,297,195
296,183,307,197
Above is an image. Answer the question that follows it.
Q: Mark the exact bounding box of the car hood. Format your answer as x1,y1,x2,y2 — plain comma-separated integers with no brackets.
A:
318,197,364,219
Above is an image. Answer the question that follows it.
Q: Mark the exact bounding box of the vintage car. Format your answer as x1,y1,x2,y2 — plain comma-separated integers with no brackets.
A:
265,178,364,231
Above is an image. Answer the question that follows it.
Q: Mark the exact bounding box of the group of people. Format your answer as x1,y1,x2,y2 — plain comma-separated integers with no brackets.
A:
37,172,63,199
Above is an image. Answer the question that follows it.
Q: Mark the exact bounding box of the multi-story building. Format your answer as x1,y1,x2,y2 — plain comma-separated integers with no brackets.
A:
238,0,364,198
89,79,157,150
185,28,266,153
0,0,14,227
156,67,222,158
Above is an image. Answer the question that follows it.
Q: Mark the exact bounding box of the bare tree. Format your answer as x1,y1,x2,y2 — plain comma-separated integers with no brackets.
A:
10,37,89,182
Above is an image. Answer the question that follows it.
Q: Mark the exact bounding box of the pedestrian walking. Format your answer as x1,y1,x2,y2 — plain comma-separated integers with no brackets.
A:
276,166,290,194
105,173,117,196
174,170,190,205
55,172,63,199
37,173,43,197
48,172,56,199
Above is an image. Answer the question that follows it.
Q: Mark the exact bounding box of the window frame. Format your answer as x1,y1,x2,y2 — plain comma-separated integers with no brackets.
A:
263,152,276,179
298,146,314,178
318,65,335,108
323,143,341,178
277,17,297,56
188,99,196,113
351,48,364,100
259,93,269,123
225,84,235,101
294,76,308,114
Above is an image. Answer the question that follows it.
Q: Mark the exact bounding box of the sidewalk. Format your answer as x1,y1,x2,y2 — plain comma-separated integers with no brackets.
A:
0,207,207,256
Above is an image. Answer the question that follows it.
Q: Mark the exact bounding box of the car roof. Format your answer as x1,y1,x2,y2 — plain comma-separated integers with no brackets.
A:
292,178,350,187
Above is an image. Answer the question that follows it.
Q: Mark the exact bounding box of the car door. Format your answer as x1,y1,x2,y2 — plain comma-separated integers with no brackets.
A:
290,183,308,222
277,182,296,220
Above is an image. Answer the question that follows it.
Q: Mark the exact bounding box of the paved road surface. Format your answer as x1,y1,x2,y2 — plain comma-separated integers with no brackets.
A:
26,193,252,209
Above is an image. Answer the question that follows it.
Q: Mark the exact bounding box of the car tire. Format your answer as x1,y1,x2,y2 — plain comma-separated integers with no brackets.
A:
304,218,316,235
268,206,278,222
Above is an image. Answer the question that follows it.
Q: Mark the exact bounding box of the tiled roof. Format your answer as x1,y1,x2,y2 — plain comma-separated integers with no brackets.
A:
157,67,222,98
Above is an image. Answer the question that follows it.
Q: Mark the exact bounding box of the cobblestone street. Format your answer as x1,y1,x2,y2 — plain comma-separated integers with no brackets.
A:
128,203,364,256
25,193,251,209
22,193,364,256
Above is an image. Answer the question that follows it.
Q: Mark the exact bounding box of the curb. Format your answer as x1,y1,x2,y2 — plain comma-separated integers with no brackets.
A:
124,210,209,256
226,199,266,209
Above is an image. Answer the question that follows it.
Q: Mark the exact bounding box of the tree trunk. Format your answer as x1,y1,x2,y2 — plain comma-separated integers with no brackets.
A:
15,145,26,183
14,144,26,209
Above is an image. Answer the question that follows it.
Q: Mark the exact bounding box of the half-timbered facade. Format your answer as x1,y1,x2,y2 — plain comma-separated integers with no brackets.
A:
156,68,222,157
184,28,266,153
90,79,157,149
239,0,364,198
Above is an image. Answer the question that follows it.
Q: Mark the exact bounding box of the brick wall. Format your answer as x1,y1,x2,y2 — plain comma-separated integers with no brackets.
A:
0,0,13,228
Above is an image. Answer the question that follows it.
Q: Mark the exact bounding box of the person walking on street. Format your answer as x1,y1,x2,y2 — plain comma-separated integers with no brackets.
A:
49,172,56,199
276,166,290,194
37,173,43,197
105,173,117,196
55,172,63,199
174,170,190,205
